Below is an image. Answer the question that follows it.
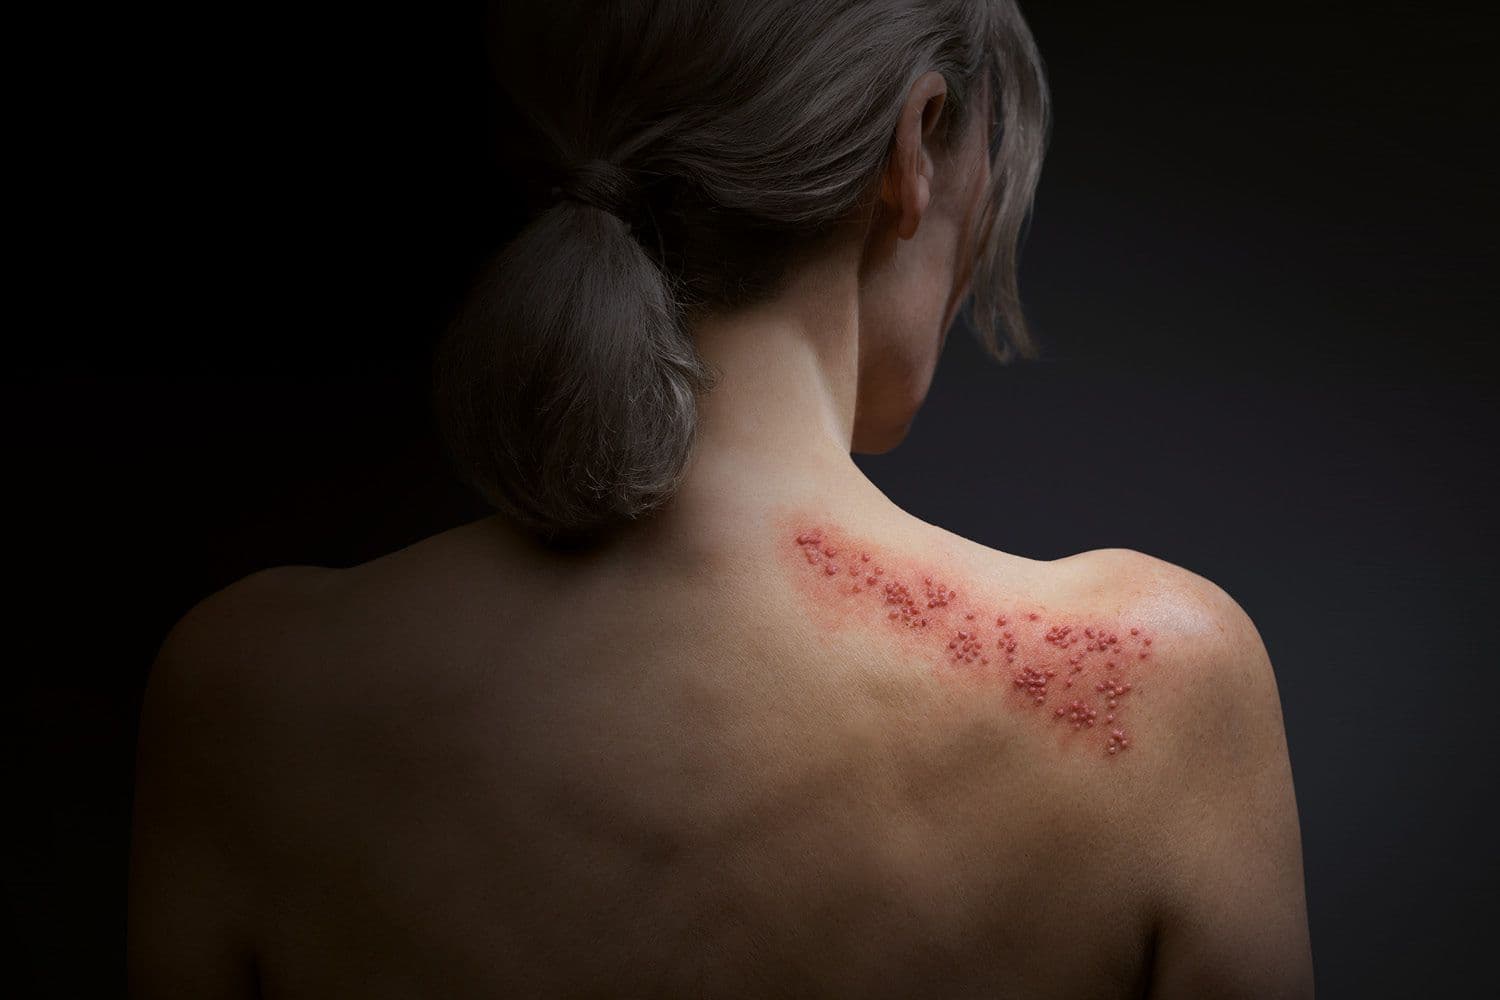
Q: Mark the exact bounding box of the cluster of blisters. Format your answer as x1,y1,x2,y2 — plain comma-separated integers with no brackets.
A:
1082,627,1120,651
795,530,825,558
1055,698,1099,729
791,526,1156,758
881,580,929,629
797,530,887,596
948,629,988,665
1043,624,1073,647
923,577,957,609
1012,664,1055,705
1094,676,1133,720
996,627,1018,664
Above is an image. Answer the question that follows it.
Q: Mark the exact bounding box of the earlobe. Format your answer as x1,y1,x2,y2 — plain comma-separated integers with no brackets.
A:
881,142,929,242
888,125,937,241
901,171,930,241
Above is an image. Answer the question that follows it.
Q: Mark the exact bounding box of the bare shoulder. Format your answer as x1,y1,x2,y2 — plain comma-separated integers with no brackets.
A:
1053,547,1283,765
1049,548,1313,996
795,520,1309,988
145,517,519,728
131,565,338,997
1040,546,1292,796
150,565,337,693
162,564,336,640
141,520,514,744
786,518,1278,771
1054,546,1261,646
140,564,345,771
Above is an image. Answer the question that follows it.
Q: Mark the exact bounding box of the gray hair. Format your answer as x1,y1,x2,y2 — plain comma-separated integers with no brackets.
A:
433,0,1051,541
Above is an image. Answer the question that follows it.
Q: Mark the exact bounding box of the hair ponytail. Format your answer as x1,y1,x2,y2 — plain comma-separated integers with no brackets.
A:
438,0,1049,542
433,189,712,541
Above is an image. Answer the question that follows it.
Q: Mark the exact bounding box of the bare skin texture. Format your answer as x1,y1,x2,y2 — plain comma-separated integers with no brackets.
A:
129,73,1313,998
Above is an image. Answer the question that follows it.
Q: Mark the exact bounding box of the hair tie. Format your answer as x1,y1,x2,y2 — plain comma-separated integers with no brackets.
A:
550,158,640,223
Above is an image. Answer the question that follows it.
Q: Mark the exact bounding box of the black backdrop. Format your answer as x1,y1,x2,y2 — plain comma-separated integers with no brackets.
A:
10,3,1496,995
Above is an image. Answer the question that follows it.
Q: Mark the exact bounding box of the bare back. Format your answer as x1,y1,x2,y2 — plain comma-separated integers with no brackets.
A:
129,507,1311,998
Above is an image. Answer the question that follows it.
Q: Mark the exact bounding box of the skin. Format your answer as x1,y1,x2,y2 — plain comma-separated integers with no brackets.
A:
129,72,1314,998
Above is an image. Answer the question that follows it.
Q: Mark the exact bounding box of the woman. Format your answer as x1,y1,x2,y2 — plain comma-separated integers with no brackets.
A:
129,1,1313,996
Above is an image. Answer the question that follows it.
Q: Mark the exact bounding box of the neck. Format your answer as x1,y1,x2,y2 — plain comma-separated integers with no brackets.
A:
664,256,896,534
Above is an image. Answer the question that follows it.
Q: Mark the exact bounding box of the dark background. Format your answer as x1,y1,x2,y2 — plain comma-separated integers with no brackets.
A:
11,2,1495,995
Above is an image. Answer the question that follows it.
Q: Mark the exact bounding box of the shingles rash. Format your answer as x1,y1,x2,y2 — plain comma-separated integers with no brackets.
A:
788,524,1156,760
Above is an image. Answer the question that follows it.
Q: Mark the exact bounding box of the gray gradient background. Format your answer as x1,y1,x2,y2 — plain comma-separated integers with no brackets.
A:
9,3,1495,995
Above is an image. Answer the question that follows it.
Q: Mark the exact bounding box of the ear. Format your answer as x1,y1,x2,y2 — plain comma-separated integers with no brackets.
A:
881,71,948,241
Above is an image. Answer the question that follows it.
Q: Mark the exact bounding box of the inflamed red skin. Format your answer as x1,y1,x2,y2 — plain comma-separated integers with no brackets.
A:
788,524,1156,759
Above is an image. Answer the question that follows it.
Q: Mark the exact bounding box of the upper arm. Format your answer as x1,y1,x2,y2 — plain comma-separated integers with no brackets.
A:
1137,575,1314,998
128,570,308,998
